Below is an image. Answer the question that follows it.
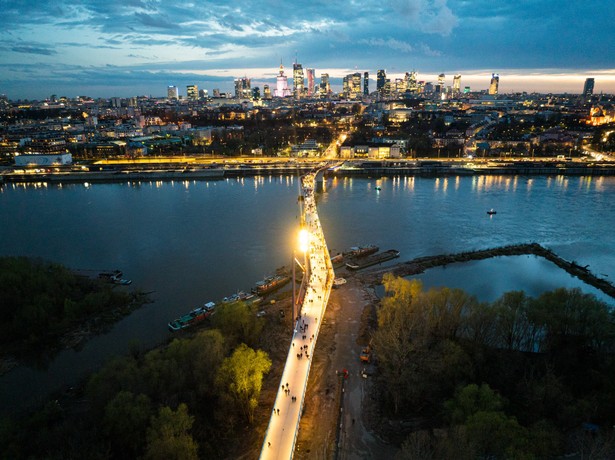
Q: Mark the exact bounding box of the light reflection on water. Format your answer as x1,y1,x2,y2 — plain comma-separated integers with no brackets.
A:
1,174,615,415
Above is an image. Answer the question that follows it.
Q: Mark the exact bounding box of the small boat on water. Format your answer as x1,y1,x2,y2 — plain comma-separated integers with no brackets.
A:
168,302,216,332
222,291,259,304
252,274,291,296
487,209,497,215
375,186,381,191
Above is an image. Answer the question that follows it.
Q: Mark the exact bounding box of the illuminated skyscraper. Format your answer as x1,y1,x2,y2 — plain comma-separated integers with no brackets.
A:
407,71,418,92
438,73,445,87
167,85,178,100
363,72,369,96
186,85,198,100
275,63,291,97
234,77,251,99
452,75,461,95
306,68,315,97
319,74,330,98
263,84,272,100
489,73,499,95
293,62,304,99
583,78,595,99
377,69,386,95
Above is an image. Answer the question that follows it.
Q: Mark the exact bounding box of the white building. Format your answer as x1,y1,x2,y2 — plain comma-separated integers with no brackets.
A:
14,153,72,166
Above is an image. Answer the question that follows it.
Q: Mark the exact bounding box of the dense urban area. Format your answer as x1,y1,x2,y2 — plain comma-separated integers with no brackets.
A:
0,70,614,172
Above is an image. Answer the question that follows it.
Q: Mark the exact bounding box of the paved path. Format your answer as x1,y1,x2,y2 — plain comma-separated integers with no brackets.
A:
260,170,335,459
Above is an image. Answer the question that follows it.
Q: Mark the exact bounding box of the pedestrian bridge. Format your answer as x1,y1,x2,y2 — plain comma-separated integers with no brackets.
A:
260,168,335,459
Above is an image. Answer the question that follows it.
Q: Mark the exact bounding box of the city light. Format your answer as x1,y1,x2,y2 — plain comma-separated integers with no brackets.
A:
298,227,309,253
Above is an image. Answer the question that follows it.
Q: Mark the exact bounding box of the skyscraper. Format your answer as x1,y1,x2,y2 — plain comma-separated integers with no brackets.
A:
489,73,499,95
306,68,315,97
263,84,272,100
377,69,386,95
452,75,461,95
275,63,291,97
319,74,330,98
583,78,595,99
438,73,445,87
186,85,198,100
234,77,251,99
167,85,178,100
293,62,304,99
363,72,369,96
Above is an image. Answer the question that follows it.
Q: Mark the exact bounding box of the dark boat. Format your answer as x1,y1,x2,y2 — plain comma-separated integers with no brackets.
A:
343,245,379,258
346,249,400,270
487,209,497,215
252,274,291,295
168,302,216,332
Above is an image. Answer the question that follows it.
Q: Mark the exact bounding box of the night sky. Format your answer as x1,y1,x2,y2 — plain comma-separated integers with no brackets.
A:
1,0,614,99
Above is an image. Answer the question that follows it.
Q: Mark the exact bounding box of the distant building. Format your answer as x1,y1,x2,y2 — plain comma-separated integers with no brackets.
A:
199,89,208,99
319,74,330,98
377,69,386,95
234,77,251,99
293,62,304,99
15,153,72,166
306,68,315,97
186,85,198,100
363,72,369,96
213,88,221,98
489,73,499,95
453,75,461,95
263,84,272,100
275,64,292,97
167,85,178,100
583,78,595,99
438,73,445,87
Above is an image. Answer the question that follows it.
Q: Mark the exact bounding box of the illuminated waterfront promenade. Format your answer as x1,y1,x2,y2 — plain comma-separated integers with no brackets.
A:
260,170,335,459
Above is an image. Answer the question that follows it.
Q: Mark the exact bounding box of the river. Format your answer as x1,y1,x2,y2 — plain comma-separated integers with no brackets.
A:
1,173,614,415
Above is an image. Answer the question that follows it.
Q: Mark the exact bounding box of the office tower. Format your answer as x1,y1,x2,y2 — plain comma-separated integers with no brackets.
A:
407,71,418,92
464,86,471,94
275,63,292,97
377,69,386,95
199,89,208,99
263,84,272,99
453,74,461,95
395,78,405,94
319,73,330,98
167,85,178,100
186,85,198,100
252,87,261,100
342,75,349,98
351,72,361,99
363,72,369,96
213,88,221,98
583,78,595,99
306,68,315,97
293,62,304,99
438,73,445,87
489,73,499,95
234,77,251,98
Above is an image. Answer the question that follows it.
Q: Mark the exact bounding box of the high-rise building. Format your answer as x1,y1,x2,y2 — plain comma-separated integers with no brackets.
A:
306,68,315,97
489,73,499,95
263,84,272,100
377,69,386,95
275,63,292,97
438,73,445,87
167,85,178,100
199,89,208,99
213,88,221,98
407,71,418,93
452,75,461,95
583,78,595,99
293,62,304,99
186,85,198,100
234,77,251,99
252,87,261,100
363,72,369,96
319,74,330,98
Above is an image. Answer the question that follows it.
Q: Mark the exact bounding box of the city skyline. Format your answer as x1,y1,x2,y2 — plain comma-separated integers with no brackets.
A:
1,0,614,99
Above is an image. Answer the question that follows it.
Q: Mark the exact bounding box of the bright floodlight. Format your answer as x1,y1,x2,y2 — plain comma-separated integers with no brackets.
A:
298,228,309,253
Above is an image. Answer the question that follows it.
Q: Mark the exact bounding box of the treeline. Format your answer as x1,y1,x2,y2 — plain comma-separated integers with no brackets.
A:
372,274,615,459
0,298,272,459
0,257,139,349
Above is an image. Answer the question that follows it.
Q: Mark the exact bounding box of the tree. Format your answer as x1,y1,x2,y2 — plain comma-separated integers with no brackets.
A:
210,300,264,347
144,404,198,460
215,343,271,424
103,391,153,457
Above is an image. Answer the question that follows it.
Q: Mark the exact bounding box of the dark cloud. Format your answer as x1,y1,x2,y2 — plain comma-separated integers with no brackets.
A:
11,45,57,56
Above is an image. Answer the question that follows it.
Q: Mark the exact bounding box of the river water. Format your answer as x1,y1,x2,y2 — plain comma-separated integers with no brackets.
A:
1,174,614,415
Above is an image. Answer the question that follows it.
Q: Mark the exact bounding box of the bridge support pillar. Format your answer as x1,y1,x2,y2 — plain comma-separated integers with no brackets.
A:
315,169,325,192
